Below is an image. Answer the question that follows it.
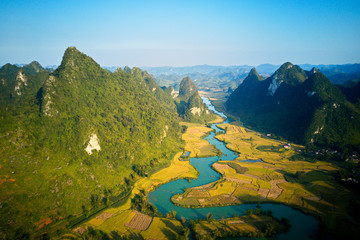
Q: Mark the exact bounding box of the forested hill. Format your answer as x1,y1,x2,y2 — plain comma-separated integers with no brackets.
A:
337,81,360,109
226,63,360,153
175,76,216,123
0,47,183,238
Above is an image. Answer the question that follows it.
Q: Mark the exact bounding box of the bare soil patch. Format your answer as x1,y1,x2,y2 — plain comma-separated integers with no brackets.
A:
258,188,270,198
224,177,251,184
36,218,53,229
243,174,261,179
213,162,232,170
262,165,283,170
268,179,286,199
188,190,210,198
73,227,86,235
95,212,114,220
228,220,245,224
124,211,152,231
193,182,214,189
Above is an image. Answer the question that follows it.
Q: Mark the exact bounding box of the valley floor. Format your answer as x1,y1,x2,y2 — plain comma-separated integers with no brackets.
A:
173,119,360,238
62,116,289,239
63,114,360,239
62,151,198,239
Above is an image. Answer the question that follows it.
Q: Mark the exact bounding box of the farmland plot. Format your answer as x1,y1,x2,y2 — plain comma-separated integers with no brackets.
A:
124,211,153,231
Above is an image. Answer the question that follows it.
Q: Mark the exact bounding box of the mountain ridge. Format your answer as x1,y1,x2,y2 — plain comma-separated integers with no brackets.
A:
226,63,360,152
0,47,183,239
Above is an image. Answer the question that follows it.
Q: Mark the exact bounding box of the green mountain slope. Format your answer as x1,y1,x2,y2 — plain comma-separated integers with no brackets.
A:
0,47,182,238
178,76,198,101
226,63,360,152
128,67,177,112
176,77,216,123
338,81,360,108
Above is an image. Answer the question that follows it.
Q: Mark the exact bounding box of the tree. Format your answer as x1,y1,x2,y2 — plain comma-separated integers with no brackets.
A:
82,205,87,217
14,227,30,240
172,210,177,219
254,207,262,215
102,197,108,206
206,212,213,221
180,216,186,227
245,209,252,215
177,227,190,240
264,223,275,236
166,210,177,219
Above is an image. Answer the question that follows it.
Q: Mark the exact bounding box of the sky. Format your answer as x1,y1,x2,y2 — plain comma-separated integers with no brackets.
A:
1,0,360,67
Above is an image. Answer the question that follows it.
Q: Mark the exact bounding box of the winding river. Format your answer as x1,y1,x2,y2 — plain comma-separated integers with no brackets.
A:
148,97,319,239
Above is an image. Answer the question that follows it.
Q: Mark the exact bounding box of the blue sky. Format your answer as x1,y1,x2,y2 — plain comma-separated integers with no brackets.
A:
1,0,360,67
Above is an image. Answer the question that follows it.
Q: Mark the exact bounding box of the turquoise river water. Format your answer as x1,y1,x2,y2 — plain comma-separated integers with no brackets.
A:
147,97,319,239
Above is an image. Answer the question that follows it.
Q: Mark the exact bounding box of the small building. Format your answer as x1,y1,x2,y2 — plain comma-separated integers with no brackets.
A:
284,143,291,149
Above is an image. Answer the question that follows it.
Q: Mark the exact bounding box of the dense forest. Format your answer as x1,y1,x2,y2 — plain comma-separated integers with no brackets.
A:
0,47,186,238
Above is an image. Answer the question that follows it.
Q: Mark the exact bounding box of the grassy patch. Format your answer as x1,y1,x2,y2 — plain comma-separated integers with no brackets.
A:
227,162,249,174
256,145,286,153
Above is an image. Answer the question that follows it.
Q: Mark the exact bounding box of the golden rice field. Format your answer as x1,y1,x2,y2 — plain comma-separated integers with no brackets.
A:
194,214,286,238
174,121,360,237
67,118,360,239
181,122,219,157
141,217,183,240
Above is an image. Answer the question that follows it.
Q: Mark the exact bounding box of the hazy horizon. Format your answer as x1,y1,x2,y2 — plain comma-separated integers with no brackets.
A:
1,0,360,67
5,60,360,70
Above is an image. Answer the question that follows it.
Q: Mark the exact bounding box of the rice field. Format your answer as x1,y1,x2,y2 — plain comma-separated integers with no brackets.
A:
181,122,219,157
69,119,360,239
176,121,360,237
124,211,152,231
141,217,183,240
193,214,285,238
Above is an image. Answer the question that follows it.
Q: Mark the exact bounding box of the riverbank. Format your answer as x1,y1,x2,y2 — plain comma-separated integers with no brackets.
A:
180,121,220,158
192,213,290,239
67,98,359,239
148,99,321,240
173,119,360,237
64,121,216,239
205,98,360,238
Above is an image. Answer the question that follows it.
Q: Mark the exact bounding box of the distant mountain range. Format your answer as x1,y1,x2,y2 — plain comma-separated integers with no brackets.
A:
139,64,360,94
5,63,359,77
226,63,360,153
4,63,359,90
